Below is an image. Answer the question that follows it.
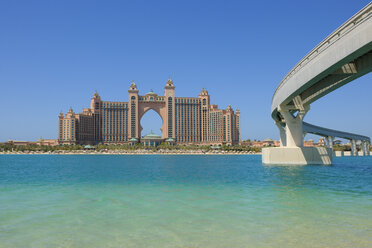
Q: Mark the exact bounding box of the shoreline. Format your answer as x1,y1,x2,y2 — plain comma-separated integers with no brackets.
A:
0,151,260,155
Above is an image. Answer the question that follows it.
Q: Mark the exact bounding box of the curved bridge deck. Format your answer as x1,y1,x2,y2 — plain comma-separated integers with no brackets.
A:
272,4,372,121
303,122,370,142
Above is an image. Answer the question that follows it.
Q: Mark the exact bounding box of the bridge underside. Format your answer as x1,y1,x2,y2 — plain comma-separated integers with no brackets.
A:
302,122,370,142
273,48,372,124
299,51,372,107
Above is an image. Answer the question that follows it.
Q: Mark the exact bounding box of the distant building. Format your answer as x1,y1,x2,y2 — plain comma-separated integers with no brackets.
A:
251,141,264,147
318,138,326,146
36,139,59,146
246,138,280,147
273,140,280,147
240,140,251,146
58,78,241,146
304,139,314,147
263,138,274,146
6,139,58,146
6,140,34,146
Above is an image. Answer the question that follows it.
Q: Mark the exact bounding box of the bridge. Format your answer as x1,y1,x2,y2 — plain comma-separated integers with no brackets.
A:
263,3,372,165
303,122,370,157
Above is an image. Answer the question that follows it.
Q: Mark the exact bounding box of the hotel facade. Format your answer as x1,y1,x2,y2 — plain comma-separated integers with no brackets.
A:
58,78,240,146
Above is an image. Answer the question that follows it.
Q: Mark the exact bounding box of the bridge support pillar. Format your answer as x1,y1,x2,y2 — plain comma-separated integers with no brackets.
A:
361,141,369,156
351,139,357,156
262,147,333,165
327,136,334,149
275,121,287,146
279,108,306,147
263,106,332,165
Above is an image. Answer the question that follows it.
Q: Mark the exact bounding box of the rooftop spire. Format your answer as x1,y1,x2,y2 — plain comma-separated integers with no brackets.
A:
130,80,138,91
93,90,99,98
166,75,174,86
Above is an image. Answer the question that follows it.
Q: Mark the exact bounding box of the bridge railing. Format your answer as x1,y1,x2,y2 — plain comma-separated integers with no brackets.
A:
272,3,372,101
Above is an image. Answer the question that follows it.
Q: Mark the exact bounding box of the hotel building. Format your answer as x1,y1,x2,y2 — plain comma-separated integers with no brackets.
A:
58,78,241,146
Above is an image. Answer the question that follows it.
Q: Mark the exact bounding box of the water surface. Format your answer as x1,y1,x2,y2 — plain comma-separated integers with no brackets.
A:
0,155,371,247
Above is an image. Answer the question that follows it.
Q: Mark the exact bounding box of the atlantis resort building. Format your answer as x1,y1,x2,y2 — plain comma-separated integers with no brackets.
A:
58,78,240,146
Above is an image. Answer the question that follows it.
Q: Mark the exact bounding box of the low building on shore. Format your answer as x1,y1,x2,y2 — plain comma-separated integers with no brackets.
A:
6,139,59,146
141,132,164,147
6,140,34,146
36,139,59,146
304,139,314,147
240,139,280,147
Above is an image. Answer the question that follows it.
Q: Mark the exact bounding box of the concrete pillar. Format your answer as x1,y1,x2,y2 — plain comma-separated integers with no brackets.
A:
363,142,367,155
361,141,366,156
361,141,370,156
279,109,306,148
351,139,357,156
327,136,334,149
275,121,287,147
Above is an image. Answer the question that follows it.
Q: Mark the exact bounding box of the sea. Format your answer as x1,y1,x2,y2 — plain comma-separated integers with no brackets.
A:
0,155,371,248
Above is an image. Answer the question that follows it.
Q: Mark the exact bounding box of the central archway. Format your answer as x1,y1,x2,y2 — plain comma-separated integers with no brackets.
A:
140,109,163,137
138,102,167,138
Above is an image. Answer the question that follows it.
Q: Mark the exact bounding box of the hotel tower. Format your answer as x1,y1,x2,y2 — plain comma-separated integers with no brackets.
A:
58,78,241,146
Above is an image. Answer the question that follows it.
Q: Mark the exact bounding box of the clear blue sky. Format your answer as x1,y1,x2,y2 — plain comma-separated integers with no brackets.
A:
0,0,371,142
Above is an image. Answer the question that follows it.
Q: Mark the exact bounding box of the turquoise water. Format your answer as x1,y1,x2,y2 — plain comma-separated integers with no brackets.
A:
0,155,371,248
